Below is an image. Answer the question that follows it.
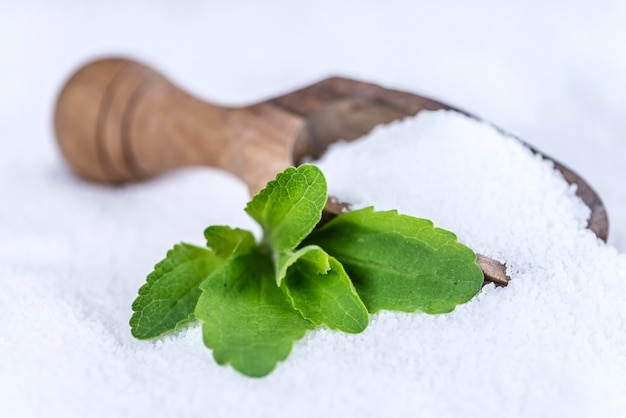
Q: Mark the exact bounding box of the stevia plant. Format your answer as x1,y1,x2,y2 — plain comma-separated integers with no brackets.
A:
130,164,483,377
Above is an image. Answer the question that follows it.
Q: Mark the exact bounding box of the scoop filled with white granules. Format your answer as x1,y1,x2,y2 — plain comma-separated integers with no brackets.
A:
316,110,594,277
312,110,626,414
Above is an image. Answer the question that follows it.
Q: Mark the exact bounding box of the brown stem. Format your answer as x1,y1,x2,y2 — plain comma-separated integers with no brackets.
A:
476,253,510,286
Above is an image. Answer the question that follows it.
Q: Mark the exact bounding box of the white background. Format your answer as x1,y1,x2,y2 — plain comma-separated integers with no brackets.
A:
1,1,625,417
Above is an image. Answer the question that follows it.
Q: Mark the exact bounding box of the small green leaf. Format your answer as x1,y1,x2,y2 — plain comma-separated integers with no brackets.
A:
275,245,330,286
281,246,369,334
306,207,484,314
130,244,227,339
195,251,314,377
204,225,256,258
245,164,326,253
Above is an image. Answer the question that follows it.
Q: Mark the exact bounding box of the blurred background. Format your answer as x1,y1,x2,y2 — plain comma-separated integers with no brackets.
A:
2,0,624,247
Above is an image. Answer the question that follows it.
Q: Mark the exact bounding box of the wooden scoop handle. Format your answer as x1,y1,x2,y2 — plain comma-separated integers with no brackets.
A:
54,58,303,194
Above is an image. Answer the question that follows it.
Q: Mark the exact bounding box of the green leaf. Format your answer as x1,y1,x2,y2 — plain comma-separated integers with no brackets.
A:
195,251,314,377
280,246,369,334
130,244,227,339
306,207,484,314
275,245,330,286
245,164,326,253
131,227,256,340
204,225,256,258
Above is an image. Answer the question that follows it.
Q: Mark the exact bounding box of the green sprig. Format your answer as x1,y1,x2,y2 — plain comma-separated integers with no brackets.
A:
130,164,483,377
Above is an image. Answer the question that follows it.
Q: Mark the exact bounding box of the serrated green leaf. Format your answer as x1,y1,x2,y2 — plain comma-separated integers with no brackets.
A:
204,225,256,258
244,164,326,253
195,251,314,377
281,246,369,334
130,244,227,339
306,207,484,314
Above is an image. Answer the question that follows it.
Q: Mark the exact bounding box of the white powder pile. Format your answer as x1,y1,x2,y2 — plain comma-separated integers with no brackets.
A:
316,110,593,277
312,110,626,412
4,2,626,417
2,110,626,418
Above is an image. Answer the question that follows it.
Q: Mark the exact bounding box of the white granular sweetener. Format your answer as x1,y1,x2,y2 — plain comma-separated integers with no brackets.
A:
314,110,626,414
316,110,593,277
4,3,626,418
3,111,626,418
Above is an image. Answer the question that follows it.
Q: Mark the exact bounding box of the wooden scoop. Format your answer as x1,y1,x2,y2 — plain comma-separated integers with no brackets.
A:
54,57,609,286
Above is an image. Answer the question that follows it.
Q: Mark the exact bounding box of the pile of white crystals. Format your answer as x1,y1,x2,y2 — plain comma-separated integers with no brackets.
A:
318,110,597,278
313,110,626,413
317,111,626,416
